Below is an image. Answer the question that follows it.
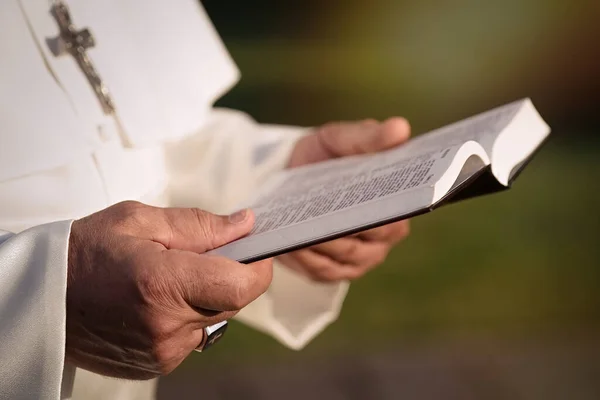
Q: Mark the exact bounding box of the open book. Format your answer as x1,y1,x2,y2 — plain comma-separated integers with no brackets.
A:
210,98,551,263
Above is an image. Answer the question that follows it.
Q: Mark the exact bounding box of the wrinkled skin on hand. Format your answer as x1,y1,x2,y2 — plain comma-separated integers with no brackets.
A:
66,201,272,379
280,118,411,282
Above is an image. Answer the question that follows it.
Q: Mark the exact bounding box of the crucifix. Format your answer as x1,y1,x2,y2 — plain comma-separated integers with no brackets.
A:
49,1,115,115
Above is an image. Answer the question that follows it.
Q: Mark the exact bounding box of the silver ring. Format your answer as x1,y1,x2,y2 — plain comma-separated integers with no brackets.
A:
194,320,228,352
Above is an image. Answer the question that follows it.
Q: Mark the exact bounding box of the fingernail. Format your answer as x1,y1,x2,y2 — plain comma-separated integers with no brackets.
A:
228,209,249,224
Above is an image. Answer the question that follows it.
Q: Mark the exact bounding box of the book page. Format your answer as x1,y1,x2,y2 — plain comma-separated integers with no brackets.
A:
402,99,525,155
248,145,461,235
210,99,548,262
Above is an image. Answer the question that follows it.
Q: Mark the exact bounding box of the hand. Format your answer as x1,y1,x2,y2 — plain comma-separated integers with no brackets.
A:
66,201,272,379
279,118,411,282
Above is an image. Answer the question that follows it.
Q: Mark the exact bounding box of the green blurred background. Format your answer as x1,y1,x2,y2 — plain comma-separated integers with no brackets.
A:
160,1,600,398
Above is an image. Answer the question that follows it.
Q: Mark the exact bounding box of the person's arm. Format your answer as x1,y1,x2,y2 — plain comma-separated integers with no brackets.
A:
0,222,73,400
0,203,274,400
164,108,350,350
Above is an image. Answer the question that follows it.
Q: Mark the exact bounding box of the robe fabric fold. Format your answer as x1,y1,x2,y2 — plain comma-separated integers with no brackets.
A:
0,222,72,400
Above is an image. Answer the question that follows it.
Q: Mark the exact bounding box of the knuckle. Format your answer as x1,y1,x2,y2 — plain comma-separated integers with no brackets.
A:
137,269,160,299
191,208,210,226
216,261,271,309
255,260,274,289
136,266,174,308
319,121,338,134
115,200,144,216
229,280,251,310
312,264,339,282
223,270,259,310
317,122,343,143
112,201,148,230
361,118,379,126
231,265,273,309
191,208,219,242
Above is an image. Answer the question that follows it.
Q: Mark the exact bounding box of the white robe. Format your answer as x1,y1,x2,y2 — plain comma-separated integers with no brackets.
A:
0,1,349,399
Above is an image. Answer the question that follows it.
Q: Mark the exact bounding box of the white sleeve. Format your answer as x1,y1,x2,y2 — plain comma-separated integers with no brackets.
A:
0,221,74,400
164,108,350,350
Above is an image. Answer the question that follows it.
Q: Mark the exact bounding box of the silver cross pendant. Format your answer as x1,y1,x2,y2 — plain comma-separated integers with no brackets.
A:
49,1,115,115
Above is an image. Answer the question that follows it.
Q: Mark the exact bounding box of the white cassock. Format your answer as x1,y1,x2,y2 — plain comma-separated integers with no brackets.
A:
0,1,350,399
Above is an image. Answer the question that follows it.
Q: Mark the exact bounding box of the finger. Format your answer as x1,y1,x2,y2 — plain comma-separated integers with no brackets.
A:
280,250,366,282
156,208,255,253
171,313,236,363
183,327,204,356
310,237,389,266
171,310,237,356
160,325,206,369
356,220,410,244
317,117,411,157
166,250,273,311
153,321,228,374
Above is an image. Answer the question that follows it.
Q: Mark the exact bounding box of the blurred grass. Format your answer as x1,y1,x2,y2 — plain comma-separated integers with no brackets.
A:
210,0,599,131
180,138,600,369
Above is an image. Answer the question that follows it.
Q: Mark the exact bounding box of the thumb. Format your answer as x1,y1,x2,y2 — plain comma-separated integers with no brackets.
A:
170,253,273,312
156,208,255,253
318,117,411,157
